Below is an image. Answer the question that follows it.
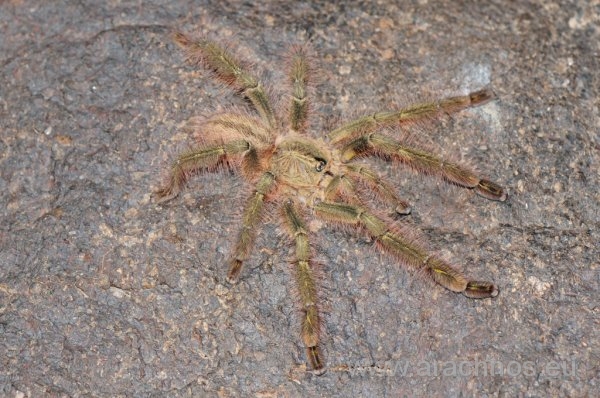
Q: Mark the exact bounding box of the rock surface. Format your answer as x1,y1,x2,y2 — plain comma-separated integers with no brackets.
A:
1,1,597,396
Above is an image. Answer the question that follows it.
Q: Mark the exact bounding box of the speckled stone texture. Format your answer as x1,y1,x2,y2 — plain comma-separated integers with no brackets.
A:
0,1,597,397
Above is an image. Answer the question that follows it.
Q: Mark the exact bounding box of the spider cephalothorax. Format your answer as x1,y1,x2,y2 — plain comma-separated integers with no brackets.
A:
156,32,507,374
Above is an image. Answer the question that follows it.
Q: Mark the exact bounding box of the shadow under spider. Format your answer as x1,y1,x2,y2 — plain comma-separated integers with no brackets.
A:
155,31,507,374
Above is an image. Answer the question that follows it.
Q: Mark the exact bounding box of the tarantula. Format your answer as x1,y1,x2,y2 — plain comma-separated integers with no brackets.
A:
156,31,507,374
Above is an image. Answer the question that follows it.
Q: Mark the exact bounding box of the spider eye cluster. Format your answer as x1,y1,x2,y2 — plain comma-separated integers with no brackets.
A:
315,158,327,172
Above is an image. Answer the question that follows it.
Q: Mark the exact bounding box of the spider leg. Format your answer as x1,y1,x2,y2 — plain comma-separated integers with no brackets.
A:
174,32,277,129
287,46,310,133
322,164,411,215
342,164,412,214
339,133,507,201
156,140,254,202
227,172,277,283
314,201,498,298
328,89,494,144
282,200,324,374
195,113,272,145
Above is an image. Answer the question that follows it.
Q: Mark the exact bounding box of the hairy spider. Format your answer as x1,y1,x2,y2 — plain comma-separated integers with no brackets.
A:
156,32,507,374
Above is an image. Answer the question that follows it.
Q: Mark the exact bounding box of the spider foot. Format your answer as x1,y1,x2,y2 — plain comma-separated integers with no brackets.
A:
306,346,326,375
463,281,499,298
153,187,178,204
476,179,508,202
394,203,412,215
226,259,243,284
468,88,495,106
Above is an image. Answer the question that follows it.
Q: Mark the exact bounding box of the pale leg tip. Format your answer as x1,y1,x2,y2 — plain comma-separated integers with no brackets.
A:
463,281,499,299
226,259,243,284
311,367,327,376
476,179,508,202
469,88,495,105
395,205,412,215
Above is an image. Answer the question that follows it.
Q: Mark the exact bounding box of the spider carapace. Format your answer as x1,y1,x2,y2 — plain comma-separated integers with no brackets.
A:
156,31,507,374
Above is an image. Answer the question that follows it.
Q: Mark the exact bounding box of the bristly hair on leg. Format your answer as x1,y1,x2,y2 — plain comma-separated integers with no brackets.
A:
173,31,277,129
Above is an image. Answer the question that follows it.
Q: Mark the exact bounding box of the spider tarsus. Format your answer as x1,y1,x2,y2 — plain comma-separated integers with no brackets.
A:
154,187,178,204
476,179,508,202
227,259,243,284
394,204,412,215
306,346,326,375
463,281,499,298
172,31,188,47
469,88,495,105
